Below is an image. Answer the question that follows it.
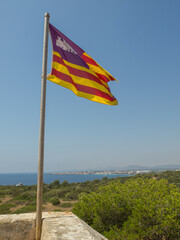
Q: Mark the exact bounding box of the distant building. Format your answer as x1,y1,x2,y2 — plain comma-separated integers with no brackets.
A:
16,182,23,187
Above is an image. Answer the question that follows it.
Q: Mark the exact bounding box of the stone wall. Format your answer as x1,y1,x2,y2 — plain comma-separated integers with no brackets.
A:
0,212,107,240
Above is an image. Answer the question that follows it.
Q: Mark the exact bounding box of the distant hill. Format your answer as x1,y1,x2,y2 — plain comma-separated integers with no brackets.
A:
121,165,151,170
120,164,180,171
150,164,180,170
56,164,180,174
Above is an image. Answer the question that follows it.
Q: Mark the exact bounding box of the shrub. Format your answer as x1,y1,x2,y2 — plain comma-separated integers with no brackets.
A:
61,180,69,187
0,189,13,197
74,186,83,192
73,178,180,239
102,177,108,181
44,189,68,201
64,192,78,200
44,190,58,200
0,203,16,214
56,189,67,198
93,179,101,183
12,191,36,205
11,187,26,197
49,196,60,205
49,180,60,189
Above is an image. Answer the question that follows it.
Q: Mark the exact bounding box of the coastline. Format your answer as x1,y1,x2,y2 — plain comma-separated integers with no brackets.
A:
0,173,131,186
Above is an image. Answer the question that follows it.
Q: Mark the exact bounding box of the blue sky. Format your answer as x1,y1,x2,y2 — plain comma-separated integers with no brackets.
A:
0,0,179,173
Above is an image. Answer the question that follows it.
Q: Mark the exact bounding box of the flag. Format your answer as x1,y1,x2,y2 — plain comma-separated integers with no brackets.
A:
47,24,118,105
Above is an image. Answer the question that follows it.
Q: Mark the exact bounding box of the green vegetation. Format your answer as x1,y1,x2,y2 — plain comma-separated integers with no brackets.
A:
73,178,180,239
60,202,73,208
13,204,36,214
0,203,16,214
133,170,180,187
0,176,111,214
0,171,180,239
49,196,60,205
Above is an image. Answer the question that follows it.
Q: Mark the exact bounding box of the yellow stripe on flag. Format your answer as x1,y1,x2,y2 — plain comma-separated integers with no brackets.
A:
51,62,114,97
48,74,118,105
53,51,109,89
83,52,118,82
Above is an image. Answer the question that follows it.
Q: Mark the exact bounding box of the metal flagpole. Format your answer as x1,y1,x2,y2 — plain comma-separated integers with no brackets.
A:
36,12,49,240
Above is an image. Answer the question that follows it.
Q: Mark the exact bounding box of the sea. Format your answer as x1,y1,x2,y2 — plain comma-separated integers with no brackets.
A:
0,173,130,186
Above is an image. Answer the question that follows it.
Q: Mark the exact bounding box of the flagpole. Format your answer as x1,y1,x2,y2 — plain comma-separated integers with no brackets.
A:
36,12,49,240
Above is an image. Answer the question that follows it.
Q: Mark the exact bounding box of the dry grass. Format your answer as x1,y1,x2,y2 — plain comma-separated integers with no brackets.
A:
0,196,12,204
43,198,78,212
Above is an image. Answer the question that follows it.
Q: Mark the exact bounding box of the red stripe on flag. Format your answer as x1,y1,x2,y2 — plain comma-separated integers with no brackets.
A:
81,54,116,82
51,68,116,102
53,54,64,65
95,73,111,83
53,55,110,90
52,68,73,83
81,54,98,67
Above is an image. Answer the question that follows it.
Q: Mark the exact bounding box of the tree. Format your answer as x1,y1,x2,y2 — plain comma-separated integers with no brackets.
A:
49,196,60,205
73,178,180,240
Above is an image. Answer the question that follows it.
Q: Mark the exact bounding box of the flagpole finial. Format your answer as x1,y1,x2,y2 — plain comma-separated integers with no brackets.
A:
45,12,50,18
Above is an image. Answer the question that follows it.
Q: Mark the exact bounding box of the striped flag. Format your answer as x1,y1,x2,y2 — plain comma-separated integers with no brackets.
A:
47,24,118,105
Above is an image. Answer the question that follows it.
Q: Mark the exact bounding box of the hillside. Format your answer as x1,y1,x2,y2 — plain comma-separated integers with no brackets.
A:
0,170,179,214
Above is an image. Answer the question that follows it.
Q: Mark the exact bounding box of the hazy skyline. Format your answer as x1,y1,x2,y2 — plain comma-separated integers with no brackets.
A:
0,0,179,173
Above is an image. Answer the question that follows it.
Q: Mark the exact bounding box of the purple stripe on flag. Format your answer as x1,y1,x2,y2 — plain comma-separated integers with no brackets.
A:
49,24,88,68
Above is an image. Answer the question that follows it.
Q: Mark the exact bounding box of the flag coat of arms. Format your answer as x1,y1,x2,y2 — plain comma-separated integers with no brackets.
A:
47,24,118,105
